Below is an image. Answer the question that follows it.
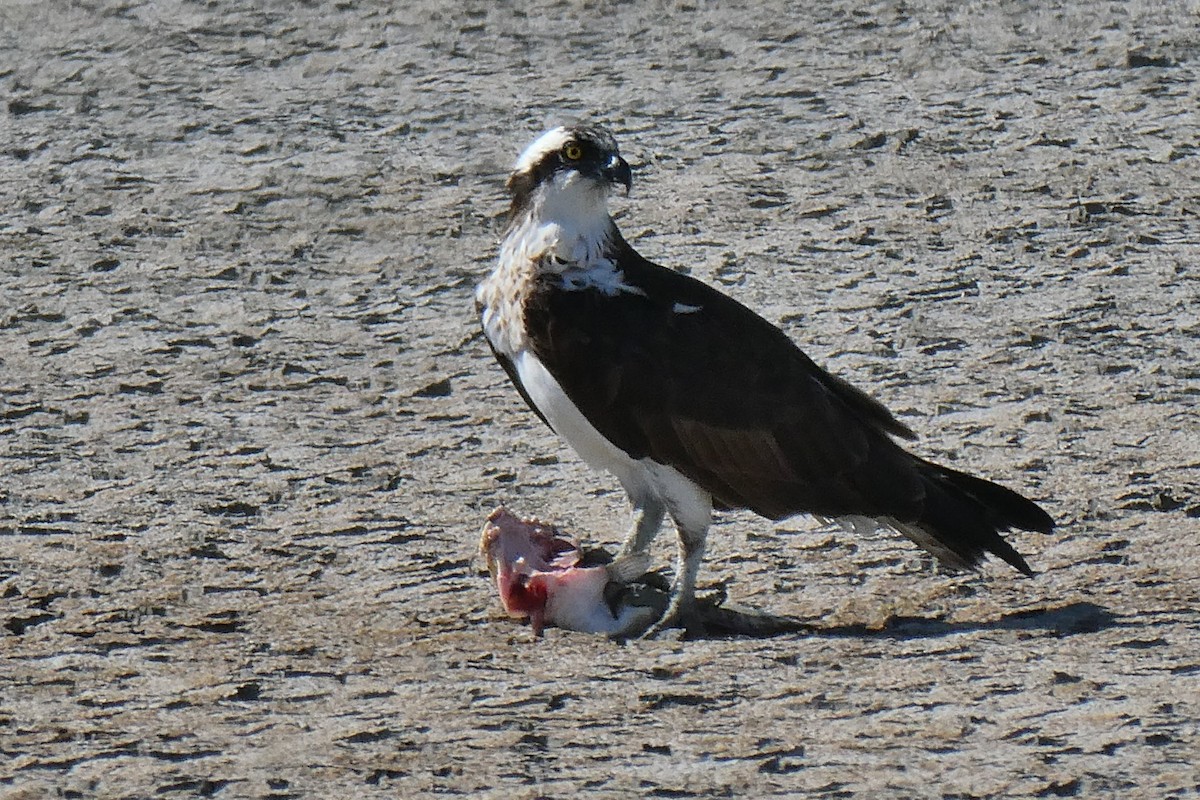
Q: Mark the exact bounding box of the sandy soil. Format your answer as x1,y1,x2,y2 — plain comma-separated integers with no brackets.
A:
2,1,1199,797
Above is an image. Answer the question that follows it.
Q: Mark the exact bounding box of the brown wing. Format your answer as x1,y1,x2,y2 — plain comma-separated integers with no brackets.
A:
522,247,925,522
520,241,1053,574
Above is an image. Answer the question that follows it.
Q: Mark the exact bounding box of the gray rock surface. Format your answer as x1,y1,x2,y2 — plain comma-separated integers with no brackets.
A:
1,1,1198,797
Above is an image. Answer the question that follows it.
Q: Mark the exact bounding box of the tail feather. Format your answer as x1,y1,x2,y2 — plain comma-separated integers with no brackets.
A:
903,460,1054,575
934,463,1056,534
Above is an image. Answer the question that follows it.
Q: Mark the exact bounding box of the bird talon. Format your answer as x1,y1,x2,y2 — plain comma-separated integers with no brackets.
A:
639,603,706,640
639,614,674,639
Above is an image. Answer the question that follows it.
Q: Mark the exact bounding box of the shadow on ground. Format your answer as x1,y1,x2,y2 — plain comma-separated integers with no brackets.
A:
678,599,1119,642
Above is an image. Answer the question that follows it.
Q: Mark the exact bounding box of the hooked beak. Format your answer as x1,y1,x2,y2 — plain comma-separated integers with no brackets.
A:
602,155,632,195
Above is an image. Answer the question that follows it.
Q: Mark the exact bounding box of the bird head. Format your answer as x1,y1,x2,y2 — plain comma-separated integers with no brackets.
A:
505,124,632,222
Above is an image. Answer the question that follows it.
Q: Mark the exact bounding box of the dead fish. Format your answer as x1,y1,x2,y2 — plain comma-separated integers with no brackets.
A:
478,506,659,636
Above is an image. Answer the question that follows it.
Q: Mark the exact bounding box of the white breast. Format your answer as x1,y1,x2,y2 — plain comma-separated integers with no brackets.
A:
512,349,711,529
514,349,639,482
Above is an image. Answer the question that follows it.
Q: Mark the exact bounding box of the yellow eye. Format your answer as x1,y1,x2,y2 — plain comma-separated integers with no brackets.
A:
562,141,584,161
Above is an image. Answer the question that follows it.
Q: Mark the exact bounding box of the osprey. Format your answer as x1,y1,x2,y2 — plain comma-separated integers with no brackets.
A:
476,124,1054,636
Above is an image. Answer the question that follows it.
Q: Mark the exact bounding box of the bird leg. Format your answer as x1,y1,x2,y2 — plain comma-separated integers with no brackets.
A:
643,523,708,638
615,499,665,560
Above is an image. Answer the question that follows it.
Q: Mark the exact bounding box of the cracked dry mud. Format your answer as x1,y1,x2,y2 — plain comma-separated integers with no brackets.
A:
2,1,1198,798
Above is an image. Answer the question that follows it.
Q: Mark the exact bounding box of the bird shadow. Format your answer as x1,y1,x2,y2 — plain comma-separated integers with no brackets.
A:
676,598,1120,642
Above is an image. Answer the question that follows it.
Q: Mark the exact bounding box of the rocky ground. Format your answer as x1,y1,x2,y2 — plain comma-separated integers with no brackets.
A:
1,0,1198,797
